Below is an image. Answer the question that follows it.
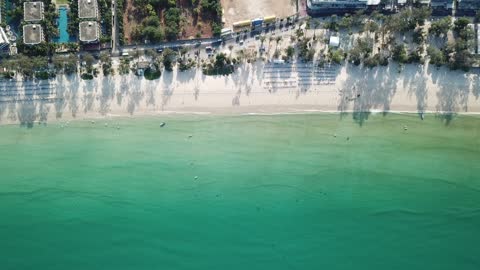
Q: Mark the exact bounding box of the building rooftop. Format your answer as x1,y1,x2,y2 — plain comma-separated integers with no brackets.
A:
24,2,44,22
79,21,99,43
431,0,453,5
329,36,340,47
457,0,480,9
23,24,43,45
0,27,9,45
0,27,9,50
78,0,98,19
477,24,480,55
310,0,368,3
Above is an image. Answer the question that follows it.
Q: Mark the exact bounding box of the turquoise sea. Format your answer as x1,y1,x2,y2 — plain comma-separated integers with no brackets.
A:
0,113,479,270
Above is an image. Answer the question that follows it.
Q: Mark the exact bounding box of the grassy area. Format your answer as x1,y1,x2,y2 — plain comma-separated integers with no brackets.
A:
54,0,70,5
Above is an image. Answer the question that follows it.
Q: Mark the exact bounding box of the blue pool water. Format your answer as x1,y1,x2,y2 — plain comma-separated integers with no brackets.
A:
54,7,72,43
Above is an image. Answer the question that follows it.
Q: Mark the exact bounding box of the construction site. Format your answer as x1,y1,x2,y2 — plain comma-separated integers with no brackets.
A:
220,0,297,29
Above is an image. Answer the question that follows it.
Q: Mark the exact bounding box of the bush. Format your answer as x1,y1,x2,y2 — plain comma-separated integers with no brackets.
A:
454,17,470,34
35,71,55,80
81,73,94,80
203,53,234,75
427,46,445,67
330,49,344,64
144,67,161,80
429,16,452,37
392,44,409,64
164,8,181,40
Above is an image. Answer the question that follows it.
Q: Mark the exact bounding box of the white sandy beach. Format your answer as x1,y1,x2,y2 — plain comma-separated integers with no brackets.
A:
0,61,479,125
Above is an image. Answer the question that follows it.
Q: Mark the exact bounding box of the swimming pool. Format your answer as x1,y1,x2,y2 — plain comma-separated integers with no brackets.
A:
54,7,72,43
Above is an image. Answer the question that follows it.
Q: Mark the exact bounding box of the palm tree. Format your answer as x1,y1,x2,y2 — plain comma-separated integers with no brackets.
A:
180,47,189,59
260,35,266,46
275,36,282,50
145,49,156,58
312,20,319,40
268,36,274,53
237,49,245,62
295,28,304,40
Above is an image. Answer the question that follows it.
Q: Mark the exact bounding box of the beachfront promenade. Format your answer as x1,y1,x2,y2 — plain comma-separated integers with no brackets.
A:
0,60,479,126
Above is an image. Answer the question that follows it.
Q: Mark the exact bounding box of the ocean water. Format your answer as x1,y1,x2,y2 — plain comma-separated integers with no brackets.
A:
0,113,479,270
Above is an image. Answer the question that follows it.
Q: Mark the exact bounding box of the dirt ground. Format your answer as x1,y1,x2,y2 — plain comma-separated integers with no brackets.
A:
123,0,139,44
221,0,297,28
123,0,214,44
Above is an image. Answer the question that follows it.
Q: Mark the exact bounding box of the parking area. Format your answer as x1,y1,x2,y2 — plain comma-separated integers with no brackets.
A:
221,0,297,28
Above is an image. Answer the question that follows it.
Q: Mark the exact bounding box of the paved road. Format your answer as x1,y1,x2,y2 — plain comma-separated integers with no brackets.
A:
111,0,119,54
299,0,307,16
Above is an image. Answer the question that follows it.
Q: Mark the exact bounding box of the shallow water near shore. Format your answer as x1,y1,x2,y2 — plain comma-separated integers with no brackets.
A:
0,113,479,270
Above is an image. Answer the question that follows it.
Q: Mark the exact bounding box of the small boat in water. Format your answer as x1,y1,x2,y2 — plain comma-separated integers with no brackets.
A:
160,122,166,127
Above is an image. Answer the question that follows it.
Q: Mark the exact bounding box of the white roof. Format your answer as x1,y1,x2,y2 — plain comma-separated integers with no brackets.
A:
329,36,340,47
0,27,9,45
477,24,480,54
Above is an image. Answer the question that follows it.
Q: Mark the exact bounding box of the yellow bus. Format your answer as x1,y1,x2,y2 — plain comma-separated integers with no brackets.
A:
233,20,252,28
263,15,276,24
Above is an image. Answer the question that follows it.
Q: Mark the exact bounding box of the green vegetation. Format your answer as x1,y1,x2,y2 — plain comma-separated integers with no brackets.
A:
392,44,409,64
348,37,373,66
448,17,474,71
132,15,165,42
117,0,126,45
68,0,79,38
384,7,431,33
35,70,56,80
144,67,161,80
1,55,49,79
297,38,314,62
164,8,181,41
119,58,131,75
427,46,446,67
100,52,114,76
162,48,177,72
17,42,57,56
363,53,388,68
285,46,295,60
43,0,59,42
68,0,111,43
203,53,234,75
329,49,345,64
200,0,222,36
52,54,78,75
81,73,94,80
7,0,58,55
98,0,113,43
81,53,98,79
429,16,452,37
178,58,196,72
130,0,221,43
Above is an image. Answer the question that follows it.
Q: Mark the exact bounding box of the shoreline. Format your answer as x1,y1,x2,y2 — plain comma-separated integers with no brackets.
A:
0,62,479,125
4,108,480,128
